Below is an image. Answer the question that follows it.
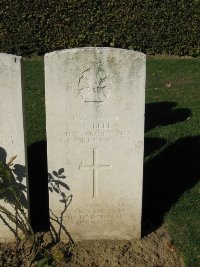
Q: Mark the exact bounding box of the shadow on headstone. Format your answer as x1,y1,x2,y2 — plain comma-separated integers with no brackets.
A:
0,147,7,162
0,146,27,235
27,141,50,231
142,136,200,236
48,168,73,242
0,146,27,208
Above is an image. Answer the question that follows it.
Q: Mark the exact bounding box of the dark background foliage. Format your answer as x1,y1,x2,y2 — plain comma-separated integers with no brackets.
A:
0,0,200,56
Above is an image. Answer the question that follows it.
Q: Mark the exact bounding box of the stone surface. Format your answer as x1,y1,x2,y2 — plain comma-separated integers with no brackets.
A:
45,47,145,240
0,53,27,242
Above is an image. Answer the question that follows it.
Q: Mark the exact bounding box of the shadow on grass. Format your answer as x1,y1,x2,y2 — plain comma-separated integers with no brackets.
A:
142,102,198,236
27,141,49,232
145,102,191,132
142,136,200,236
144,137,167,157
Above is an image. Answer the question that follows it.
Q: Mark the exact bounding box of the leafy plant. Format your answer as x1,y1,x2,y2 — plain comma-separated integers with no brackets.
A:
0,155,37,265
48,169,73,243
0,154,73,266
0,156,32,238
1,0,200,57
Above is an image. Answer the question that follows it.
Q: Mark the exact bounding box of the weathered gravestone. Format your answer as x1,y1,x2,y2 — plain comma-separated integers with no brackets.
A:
0,53,27,242
45,47,145,240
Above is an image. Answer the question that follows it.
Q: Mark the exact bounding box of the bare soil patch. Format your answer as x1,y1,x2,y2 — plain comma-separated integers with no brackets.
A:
0,224,184,267
66,225,183,267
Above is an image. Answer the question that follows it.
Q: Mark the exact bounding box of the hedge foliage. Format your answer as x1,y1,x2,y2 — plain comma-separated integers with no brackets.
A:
0,0,200,56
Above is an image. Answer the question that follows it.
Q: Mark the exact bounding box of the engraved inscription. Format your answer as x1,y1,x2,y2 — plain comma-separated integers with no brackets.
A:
56,130,135,144
79,148,112,198
72,114,117,121
56,113,136,144
62,207,130,225
75,62,112,103
84,122,110,130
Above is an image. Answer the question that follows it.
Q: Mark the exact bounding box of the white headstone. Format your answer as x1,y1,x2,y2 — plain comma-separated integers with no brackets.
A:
0,53,27,242
45,47,145,240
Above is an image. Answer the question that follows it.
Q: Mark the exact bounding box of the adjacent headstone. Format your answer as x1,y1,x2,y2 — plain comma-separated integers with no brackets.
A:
0,53,27,242
45,47,145,240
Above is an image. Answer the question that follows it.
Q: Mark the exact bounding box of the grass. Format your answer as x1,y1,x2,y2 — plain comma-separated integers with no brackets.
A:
22,57,200,267
166,183,200,267
23,58,46,145
145,58,200,267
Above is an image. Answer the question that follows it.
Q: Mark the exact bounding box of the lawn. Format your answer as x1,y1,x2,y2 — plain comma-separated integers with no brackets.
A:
23,57,200,267
144,58,200,267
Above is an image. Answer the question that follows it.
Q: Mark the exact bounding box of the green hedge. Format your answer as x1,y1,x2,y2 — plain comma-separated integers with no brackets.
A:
0,0,200,56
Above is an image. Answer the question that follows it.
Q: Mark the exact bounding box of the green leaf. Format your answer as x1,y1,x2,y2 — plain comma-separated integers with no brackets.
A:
37,258,47,267
5,170,11,178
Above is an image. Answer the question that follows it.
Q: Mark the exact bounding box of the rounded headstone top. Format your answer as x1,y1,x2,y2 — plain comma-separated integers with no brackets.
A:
0,53,21,60
45,47,146,59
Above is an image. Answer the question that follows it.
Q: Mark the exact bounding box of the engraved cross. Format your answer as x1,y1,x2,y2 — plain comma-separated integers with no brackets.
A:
79,148,112,198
